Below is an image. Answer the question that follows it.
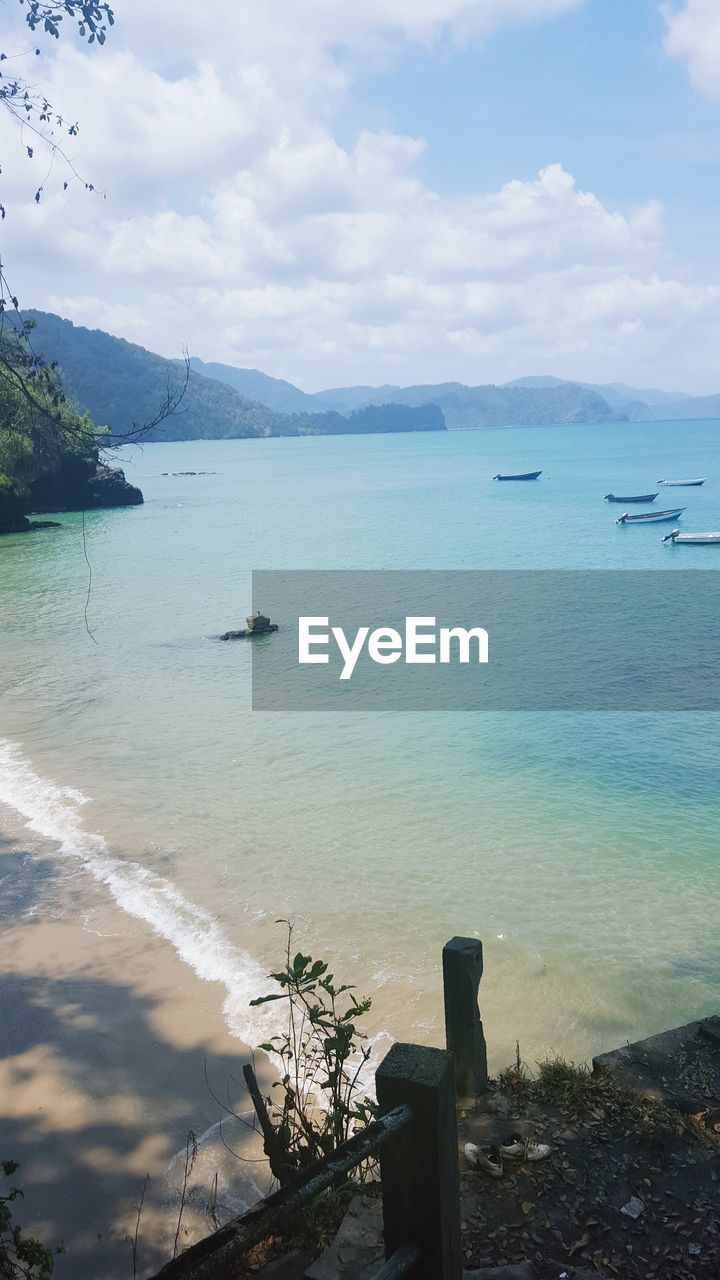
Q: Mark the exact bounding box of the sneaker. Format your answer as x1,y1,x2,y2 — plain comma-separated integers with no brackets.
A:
500,1134,551,1162
464,1141,504,1178
499,1133,526,1158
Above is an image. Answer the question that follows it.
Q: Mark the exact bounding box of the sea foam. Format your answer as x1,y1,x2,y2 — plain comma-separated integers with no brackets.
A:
0,738,283,1048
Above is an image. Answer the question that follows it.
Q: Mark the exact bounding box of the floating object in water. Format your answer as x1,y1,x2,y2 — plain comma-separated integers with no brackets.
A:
493,470,542,481
616,508,685,524
662,529,720,545
657,478,705,487
219,610,279,640
605,492,658,503
245,610,276,634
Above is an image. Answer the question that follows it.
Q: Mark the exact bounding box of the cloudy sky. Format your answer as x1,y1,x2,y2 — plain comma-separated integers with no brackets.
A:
2,0,720,391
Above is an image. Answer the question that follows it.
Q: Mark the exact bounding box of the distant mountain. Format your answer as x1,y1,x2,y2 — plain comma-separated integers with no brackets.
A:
20,313,445,440
506,376,717,422
22,311,720,437
311,384,404,412
313,380,620,428
188,356,320,414
602,381,693,408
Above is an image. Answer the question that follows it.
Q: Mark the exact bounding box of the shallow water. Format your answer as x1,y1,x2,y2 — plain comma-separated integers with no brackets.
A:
1,421,719,1069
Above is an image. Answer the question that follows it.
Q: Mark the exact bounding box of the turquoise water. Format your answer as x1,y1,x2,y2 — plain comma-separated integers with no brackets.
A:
1,420,719,1069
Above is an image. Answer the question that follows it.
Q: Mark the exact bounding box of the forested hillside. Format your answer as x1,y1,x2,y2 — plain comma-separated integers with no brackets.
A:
21,313,446,439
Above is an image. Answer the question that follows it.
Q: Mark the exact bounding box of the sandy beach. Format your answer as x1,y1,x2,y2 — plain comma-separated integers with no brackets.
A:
0,832,272,1280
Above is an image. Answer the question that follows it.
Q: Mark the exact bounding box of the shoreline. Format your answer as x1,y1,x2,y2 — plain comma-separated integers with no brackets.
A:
0,834,271,1280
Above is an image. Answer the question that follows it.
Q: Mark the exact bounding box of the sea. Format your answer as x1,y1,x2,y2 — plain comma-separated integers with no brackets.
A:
1,419,719,1071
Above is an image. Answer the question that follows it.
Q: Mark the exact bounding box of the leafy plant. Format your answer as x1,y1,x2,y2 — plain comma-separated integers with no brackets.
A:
495,1050,679,1132
250,922,378,1180
0,1161,55,1279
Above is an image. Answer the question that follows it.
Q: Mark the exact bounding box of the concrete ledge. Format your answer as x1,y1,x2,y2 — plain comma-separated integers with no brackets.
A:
593,1014,720,1114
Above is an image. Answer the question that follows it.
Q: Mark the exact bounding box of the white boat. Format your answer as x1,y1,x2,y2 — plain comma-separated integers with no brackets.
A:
662,529,720,545
657,478,705,487
616,507,685,524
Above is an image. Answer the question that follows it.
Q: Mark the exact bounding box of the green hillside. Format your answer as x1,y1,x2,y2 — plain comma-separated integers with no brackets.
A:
24,312,282,441
21,313,446,439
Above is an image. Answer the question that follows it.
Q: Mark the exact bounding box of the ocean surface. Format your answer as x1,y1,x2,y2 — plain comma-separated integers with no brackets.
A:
1,420,719,1070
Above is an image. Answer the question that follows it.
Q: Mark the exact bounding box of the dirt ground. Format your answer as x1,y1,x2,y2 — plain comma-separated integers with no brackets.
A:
458,1056,720,1280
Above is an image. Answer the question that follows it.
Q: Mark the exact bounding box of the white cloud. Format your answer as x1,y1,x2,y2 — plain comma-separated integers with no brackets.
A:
662,0,720,100
2,0,720,392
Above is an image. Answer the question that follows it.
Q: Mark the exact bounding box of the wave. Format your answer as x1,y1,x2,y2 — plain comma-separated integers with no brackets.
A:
0,738,283,1049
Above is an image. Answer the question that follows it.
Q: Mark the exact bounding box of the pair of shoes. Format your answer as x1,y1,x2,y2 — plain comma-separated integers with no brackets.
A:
464,1134,551,1178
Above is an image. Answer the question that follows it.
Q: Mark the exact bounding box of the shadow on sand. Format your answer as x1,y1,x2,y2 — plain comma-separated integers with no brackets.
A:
0,837,268,1280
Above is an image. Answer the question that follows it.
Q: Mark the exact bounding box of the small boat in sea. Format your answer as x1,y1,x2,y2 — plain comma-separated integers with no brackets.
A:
616,507,685,524
493,470,542,481
662,529,720,545
657,478,705,487
604,493,658,503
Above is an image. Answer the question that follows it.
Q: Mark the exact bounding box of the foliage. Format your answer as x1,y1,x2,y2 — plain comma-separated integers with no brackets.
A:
1,6,187,447
250,923,378,1181
0,325,101,529
0,3,115,217
0,327,97,496
0,1161,55,1280
19,2,114,43
496,1050,679,1133
286,402,445,435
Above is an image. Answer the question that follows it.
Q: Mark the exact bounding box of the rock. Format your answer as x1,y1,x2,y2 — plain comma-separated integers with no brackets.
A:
246,610,277,634
0,481,31,534
219,619,279,640
304,1195,384,1279
90,463,143,508
27,454,143,515
0,513,31,534
28,521,62,531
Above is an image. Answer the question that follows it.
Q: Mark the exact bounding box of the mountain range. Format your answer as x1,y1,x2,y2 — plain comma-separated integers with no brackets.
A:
19,310,720,441
21,313,444,441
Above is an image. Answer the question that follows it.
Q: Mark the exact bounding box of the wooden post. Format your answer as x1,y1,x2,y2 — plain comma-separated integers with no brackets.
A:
442,936,488,1098
376,1042,462,1280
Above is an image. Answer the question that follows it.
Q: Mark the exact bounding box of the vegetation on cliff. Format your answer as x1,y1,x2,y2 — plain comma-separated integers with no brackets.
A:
0,327,140,533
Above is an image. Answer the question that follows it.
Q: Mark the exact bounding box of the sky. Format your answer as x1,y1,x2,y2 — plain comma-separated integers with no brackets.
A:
2,0,720,392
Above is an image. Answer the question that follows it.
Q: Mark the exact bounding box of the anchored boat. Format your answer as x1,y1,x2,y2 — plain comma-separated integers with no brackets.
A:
604,493,658,503
662,529,720,545
616,507,685,524
493,470,542,481
657,478,705,487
